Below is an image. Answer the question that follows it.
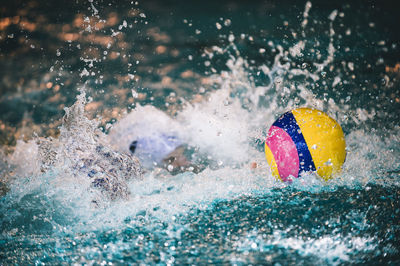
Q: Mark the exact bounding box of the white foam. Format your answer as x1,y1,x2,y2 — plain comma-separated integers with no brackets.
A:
177,88,252,164
233,229,376,265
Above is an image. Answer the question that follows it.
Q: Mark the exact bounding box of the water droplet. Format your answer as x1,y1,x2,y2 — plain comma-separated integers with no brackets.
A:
131,89,138,98
274,77,283,84
311,144,317,150
324,159,333,166
224,19,231,26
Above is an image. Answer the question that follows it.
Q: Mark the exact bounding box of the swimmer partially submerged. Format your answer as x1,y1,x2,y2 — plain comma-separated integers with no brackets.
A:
36,138,142,202
108,105,203,174
127,133,201,173
9,96,201,204
10,94,143,204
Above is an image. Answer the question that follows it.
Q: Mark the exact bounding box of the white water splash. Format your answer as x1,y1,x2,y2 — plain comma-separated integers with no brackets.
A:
7,92,143,206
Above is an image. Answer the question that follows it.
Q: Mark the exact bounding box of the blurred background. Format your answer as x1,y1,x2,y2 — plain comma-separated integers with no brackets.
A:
0,0,399,147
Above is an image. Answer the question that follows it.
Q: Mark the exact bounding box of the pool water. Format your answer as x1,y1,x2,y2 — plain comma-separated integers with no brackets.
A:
1,0,400,264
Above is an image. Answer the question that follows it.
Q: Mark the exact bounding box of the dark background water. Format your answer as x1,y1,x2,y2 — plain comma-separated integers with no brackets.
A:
0,0,399,145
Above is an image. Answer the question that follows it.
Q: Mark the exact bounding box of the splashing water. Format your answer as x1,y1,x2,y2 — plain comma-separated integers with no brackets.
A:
1,0,399,264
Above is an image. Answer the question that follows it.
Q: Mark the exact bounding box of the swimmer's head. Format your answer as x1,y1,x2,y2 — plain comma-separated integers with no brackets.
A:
129,133,182,168
107,105,185,168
